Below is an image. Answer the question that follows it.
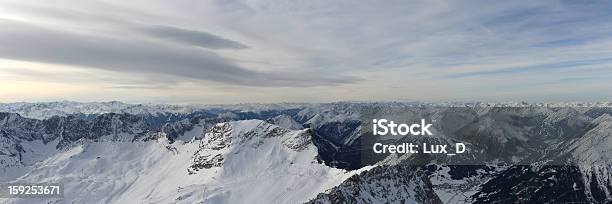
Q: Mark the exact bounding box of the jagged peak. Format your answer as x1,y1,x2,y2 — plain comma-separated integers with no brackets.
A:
203,120,310,149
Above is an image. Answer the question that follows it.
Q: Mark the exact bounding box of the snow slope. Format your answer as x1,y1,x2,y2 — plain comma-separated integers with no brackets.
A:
1,120,359,204
564,114,612,200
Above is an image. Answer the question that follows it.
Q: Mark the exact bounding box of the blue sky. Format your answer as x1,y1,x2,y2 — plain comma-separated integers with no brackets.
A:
0,0,611,103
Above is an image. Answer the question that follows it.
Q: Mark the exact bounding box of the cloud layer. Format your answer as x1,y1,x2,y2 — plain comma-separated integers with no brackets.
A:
1,0,611,103
0,2,356,87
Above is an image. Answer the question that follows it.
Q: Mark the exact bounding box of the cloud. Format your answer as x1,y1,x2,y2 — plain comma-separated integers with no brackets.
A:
0,19,354,87
0,66,180,87
6,2,249,49
137,25,248,49
107,85,172,89
446,58,612,78
1,0,612,102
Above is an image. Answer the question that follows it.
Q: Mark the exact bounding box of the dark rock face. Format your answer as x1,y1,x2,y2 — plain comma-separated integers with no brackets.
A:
0,112,45,141
50,113,152,148
307,165,442,204
1,113,149,163
311,120,362,170
161,119,195,142
1,112,208,147
304,106,612,203
473,165,591,203
1,111,211,170
427,165,499,180
188,122,232,174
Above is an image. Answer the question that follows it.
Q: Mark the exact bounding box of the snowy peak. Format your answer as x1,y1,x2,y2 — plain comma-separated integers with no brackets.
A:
3,118,358,204
188,120,313,174
182,120,360,203
205,120,310,151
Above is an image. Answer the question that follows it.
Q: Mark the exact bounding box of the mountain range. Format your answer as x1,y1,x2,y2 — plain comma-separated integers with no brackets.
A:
1,101,611,203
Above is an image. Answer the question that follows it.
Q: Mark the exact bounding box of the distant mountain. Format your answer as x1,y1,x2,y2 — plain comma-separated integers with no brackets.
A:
1,102,612,203
2,101,611,120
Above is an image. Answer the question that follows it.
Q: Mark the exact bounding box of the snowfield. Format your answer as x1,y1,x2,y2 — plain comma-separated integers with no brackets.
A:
1,120,362,204
2,102,612,203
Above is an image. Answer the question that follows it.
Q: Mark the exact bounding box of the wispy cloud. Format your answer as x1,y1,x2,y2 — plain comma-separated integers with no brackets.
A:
446,58,612,78
0,18,354,87
137,25,248,49
1,0,611,103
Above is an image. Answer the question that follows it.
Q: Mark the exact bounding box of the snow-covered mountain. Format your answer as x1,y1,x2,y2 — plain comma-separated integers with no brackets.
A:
1,118,367,203
0,101,192,120
308,164,441,204
0,101,311,120
1,102,612,203
2,101,611,120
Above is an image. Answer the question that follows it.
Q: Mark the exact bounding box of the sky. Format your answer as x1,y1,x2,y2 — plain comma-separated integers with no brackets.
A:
1,0,611,104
